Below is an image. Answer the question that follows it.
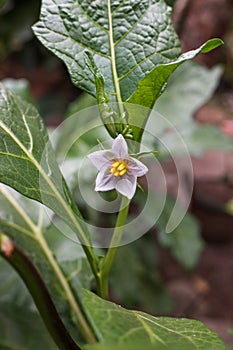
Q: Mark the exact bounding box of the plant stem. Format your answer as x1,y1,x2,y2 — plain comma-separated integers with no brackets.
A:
0,235,84,350
107,0,125,117
0,184,97,344
98,196,130,299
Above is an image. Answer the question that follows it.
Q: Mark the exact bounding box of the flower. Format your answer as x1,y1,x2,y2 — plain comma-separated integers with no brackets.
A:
88,134,148,199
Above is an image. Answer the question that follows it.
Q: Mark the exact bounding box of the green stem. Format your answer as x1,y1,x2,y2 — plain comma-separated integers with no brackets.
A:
98,196,130,299
0,235,85,350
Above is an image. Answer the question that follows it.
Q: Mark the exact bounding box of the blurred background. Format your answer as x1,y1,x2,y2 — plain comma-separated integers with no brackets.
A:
1,0,233,347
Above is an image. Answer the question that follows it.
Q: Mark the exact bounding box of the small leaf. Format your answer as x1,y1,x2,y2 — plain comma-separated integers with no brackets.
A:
127,39,223,109
82,289,226,349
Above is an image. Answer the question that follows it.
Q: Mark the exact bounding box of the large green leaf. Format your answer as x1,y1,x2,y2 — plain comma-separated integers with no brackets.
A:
33,0,181,103
33,1,223,143
0,184,95,344
82,289,225,350
0,84,92,249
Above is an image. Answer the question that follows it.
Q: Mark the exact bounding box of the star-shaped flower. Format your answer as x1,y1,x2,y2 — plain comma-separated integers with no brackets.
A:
88,134,148,199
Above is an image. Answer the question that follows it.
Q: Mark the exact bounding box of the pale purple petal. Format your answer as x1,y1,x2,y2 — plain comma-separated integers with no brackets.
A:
116,174,137,199
112,134,128,158
95,168,117,192
127,157,148,177
88,150,114,170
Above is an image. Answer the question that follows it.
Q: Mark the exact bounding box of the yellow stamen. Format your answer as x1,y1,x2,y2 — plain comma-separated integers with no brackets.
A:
117,163,126,171
110,160,128,177
119,169,127,176
112,161,121,168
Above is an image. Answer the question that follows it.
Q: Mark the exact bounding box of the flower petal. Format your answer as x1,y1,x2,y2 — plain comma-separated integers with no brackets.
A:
95,167,117,192
116,174,137,199
112,134,128,158
127,157,148,177
88,150,114,170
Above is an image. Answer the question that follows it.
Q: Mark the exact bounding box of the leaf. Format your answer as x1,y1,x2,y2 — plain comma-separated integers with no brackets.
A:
0,184,95,344
158,122,233,158
82,289,225,350
156,197,204,270
0,257,57,350
1,78,33,102
154,62,223,131
0,303,57,350
0,256,35,310
127,39,223,109
0,84,92,248
33,0,181,103
110,237,172,314
0,0,6,9
84,343,219,350
84,345,193,350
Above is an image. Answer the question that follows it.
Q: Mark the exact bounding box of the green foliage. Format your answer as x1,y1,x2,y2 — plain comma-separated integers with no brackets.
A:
33,0,222,142
0,0,228,349
143,61,233,159
155,62,223,129
0,303,57,350
33,0,181,103
1,78,32,102
0,0,6,9
0,84,93,249
156,197,203,270
110,237,173,315
0,185,93,344
82,289,225,350
127,39,222,109
0,257,57,349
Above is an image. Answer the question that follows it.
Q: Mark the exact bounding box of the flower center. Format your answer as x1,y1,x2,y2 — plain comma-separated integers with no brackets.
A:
110,160,128,177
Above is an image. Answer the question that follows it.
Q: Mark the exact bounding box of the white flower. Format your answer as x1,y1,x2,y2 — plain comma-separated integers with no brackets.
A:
87,135,148,199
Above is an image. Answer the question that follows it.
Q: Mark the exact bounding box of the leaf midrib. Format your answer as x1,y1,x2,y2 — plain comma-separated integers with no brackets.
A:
0,184,96,343
0,118,91,248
